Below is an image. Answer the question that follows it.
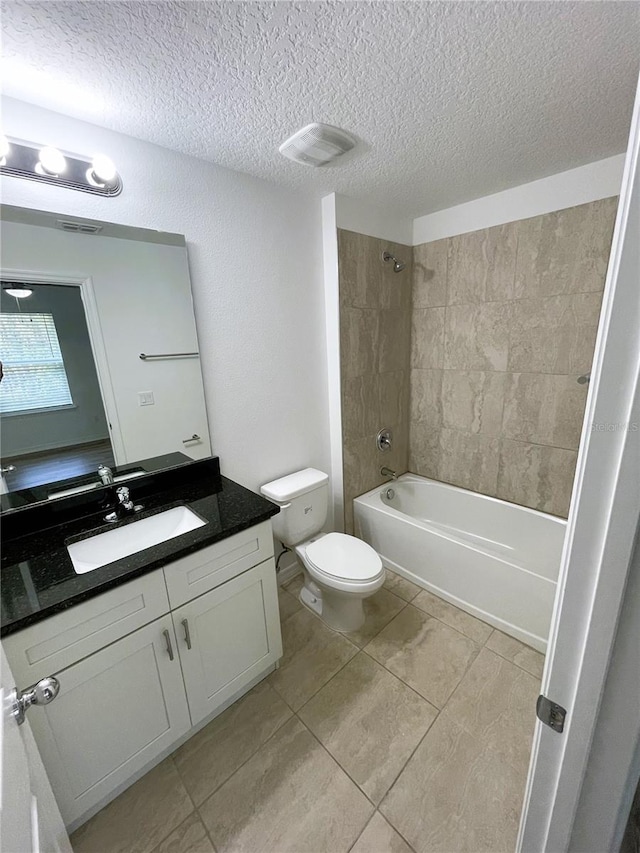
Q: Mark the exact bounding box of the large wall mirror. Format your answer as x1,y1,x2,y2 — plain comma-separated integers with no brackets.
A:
0,205,211,508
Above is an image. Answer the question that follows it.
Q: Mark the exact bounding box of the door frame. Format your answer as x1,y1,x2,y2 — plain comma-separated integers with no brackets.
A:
517,75,640,851
0,268,126,465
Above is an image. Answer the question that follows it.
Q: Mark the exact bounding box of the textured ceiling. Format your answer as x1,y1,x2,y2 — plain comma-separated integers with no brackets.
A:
1,1,639,217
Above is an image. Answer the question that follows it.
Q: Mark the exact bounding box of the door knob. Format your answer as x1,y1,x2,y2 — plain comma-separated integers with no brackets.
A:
11,676,60,725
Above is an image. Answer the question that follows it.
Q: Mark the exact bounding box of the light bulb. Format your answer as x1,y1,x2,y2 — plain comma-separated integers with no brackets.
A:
4,286,33,298
90,154,116,183
0,135,9,161
38,146,66,176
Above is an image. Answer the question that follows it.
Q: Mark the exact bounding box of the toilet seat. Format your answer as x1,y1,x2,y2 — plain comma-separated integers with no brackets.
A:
305,532,382,583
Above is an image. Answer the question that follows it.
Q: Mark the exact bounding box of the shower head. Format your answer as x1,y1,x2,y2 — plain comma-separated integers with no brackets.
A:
382,251,406,273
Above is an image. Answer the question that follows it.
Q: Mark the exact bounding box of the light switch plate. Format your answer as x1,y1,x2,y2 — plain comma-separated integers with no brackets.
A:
138,391,154,406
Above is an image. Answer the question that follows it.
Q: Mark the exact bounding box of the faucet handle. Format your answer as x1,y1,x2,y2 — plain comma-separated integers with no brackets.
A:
116,485,144,513
105,485,143,522
376,428,393,452
98,464,114,485
115,486,134,509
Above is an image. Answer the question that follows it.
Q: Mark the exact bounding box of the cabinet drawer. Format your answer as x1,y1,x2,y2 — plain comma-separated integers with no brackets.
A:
3,569,169,686
163,520,274,608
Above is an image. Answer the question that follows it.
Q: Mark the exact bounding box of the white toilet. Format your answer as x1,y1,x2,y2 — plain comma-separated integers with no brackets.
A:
261,468,384,632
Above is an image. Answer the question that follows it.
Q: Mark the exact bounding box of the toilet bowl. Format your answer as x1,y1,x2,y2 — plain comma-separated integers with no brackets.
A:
260,468,385,633
295,532,384,632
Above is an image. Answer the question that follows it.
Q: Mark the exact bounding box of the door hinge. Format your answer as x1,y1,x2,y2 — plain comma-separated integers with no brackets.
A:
536,694,567,733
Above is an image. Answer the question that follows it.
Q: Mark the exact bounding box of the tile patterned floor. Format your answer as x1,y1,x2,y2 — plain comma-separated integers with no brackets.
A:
71,570,543,853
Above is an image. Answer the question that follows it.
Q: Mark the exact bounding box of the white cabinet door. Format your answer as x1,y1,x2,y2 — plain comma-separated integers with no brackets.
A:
173,558,282,726
27,616,190,827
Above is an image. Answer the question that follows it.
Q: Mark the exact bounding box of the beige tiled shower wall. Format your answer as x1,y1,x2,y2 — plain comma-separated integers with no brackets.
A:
409,197,618,517
338,230,413,533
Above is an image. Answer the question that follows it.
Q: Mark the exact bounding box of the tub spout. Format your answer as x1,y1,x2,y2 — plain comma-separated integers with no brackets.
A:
381,467,398,480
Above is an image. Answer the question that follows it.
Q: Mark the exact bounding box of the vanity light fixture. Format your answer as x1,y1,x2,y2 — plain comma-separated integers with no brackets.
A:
87,154,117,187
0,137,122,196
37,146,67,176
0,135,9,166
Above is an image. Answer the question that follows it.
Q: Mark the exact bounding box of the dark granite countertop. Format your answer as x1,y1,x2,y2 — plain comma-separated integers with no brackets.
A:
1,461,279,637
0,452,193,513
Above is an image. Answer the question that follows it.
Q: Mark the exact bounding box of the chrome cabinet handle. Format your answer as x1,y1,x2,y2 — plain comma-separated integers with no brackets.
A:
12,676,60,726
182,434,201,444
163,628,174,661
182,618,192,650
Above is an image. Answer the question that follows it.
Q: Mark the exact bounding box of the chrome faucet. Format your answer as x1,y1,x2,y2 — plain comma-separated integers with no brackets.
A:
380,467,398,480
104,486,143,522
98,464,114,485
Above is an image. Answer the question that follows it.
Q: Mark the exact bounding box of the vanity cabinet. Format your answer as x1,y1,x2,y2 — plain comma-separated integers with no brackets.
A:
172,558,281,725
3,520,282,828
22,616,191,825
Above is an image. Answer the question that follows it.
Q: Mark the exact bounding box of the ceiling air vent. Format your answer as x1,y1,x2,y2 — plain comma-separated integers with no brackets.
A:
279,123,356,167
56,219,103,235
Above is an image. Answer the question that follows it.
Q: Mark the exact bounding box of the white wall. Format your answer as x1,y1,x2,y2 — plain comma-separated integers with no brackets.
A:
335,194,413,244
334,157,625,250
1,98,331,497
412,154,625,244
321,194,344,532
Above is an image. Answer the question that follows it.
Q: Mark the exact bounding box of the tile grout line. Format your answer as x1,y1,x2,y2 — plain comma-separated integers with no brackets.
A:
293,712,380,811
171,695,294,818
345,809,419,853
370,597,488,651
193,804,218,853
279,574,539,834
384,577,545,661
280,629,365,716
359,605,485,711
143,793,198,853
358,645,440,709
183,709,296,816
482,644,545,680
376,699,444,833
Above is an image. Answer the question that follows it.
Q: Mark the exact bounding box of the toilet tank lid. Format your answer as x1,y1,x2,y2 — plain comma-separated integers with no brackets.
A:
261,468,329,503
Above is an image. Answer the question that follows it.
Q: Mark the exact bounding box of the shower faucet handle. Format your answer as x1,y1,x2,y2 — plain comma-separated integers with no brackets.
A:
376,428,393,452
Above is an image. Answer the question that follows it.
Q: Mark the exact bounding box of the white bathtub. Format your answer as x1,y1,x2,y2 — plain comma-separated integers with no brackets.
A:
354,474,566,652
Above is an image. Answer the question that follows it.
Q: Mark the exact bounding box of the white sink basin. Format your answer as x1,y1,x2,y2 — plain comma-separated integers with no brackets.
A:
67,506,206,574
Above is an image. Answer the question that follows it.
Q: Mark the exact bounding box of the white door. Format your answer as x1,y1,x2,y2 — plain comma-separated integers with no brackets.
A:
173,559,282,726
1,643,71,853
518,75,640,851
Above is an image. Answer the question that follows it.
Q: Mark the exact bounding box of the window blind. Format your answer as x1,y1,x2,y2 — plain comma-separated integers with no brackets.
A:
0,312,74,414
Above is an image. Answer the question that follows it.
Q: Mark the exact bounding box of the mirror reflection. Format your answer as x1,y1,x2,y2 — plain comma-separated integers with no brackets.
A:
0,205,211,506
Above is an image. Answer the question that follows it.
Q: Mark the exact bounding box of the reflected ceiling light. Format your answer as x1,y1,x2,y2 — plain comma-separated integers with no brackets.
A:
37,146,66,176
3,285,33,298
0,138,122,196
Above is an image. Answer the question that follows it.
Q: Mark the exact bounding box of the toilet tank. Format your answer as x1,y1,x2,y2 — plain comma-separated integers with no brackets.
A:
261,468,329,546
